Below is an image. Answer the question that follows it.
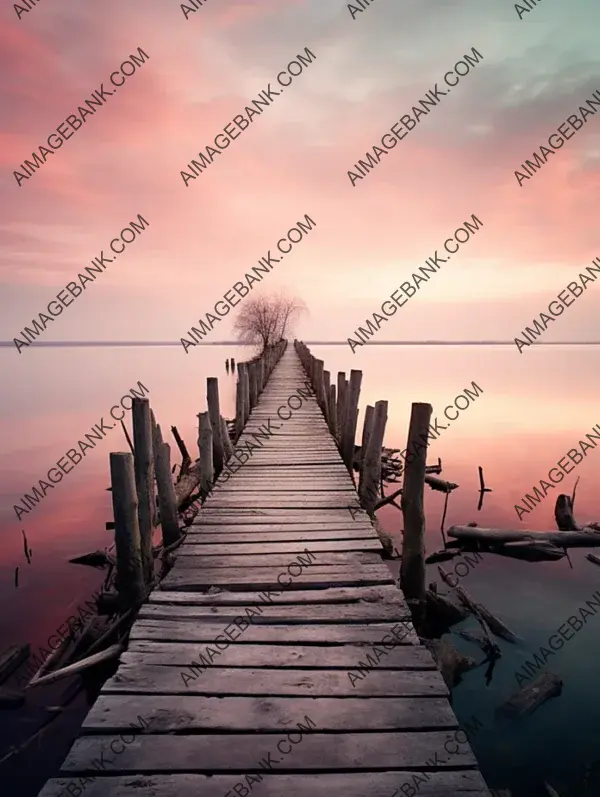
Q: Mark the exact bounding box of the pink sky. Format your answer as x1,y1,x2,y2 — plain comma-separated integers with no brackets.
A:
1,0,599,344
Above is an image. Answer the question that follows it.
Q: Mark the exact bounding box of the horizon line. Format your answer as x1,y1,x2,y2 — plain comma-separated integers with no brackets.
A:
2,340,600,347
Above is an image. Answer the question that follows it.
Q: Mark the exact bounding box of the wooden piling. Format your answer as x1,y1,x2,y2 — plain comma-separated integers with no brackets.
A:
327,383,337,437
400,402,433,617
248,362,258,412
198,411,214,495
358,404,375,494
131,398,154,584
341,370,362,471
207,377,224,474
109,452,145,604
241,364,250,424
314,359,325,412
359,401,388,514
154,439,180,547
336,372,346,445
221,416,234,462
235,375,245,441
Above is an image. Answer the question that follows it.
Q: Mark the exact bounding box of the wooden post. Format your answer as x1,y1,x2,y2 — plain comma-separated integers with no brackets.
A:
170,426,191,474
259,359,265,393
341,370,362,471
313,359,325,412
198,411,214,496
358,404,375,494
207,377,224,474
235,375,244,441
154,440,180,546
131,398,154,584
336,372,346,446
400,402,432,618
110,452,145,604
249,363,258,409
328,383,337,437
221,416,234,462
242,364,250,424
359,401,387,514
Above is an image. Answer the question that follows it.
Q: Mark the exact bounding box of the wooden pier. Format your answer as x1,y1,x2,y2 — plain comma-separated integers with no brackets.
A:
38,342,490,797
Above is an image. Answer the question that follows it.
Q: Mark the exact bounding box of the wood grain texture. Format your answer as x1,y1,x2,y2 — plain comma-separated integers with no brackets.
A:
37,344,488,797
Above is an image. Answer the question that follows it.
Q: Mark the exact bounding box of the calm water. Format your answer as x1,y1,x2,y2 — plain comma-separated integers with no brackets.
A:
1,343,600,795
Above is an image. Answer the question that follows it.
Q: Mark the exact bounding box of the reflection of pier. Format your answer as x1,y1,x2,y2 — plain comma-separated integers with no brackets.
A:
38,340,489,797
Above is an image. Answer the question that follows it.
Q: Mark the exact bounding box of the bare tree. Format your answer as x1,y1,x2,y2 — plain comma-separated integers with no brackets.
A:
233,293,306,353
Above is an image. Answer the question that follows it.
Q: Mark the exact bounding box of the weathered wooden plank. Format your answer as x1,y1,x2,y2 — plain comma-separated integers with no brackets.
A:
122,642,431,669
171,552,383,568
130,621,420,644
205,496,359,508
37,772,492,797
104,666,447,696
58,731,476,772
83,694,452,732
148,585,406,606
179,540,383,555
185,531,379,543
160,565,394,591
138,602,410,624
188,524,375,534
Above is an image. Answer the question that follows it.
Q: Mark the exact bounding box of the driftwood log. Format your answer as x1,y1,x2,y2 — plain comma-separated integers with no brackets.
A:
0,644,30,685
447,525,600,548
497,672,563,718
425,475,458,493
422,637,477,688
438,566,520,644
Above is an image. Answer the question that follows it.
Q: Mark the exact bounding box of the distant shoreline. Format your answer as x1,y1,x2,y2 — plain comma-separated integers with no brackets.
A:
1,341,600,348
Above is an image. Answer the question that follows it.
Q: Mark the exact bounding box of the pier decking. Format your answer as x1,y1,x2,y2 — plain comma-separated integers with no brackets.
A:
38,345,490,797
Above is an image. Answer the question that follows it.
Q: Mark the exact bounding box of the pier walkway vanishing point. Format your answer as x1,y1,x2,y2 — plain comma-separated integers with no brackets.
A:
38,344,490,797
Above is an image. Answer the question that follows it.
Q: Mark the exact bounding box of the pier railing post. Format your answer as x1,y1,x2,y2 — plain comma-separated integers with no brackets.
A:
110,452,145,604
313,359,325,411
358,404,375,494
341,370,362,472
207,377,224,474
400,402,432,620
336,372,346,446
131,398,154,584
199,411,214,496
242,364,250,424
154,435,180,547
235,373,244,442
359,401,387,514
249,362,258,409
221,416,234,462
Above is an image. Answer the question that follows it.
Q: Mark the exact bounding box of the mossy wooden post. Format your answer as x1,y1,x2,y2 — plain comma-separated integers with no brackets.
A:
336,372,346,446
231,357,235,370
154,438,180,547
131,398,154,584
198,411,214,496
207,377,224,475
110,452,145,604
359,401,387,514
221,416,233,462
342,370,362,472
235,375,244,442
358,404,375,495
400,402,432,623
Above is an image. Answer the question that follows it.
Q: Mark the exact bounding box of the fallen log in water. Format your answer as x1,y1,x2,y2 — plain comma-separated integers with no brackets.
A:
497,672,563,718
422,637,477,688
586,553,600,568
0,644,30,685
68,550,114,568
425,475,458,493
438,566,521,644
426,549,462,564
487,541,566,563
447,525,600,548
